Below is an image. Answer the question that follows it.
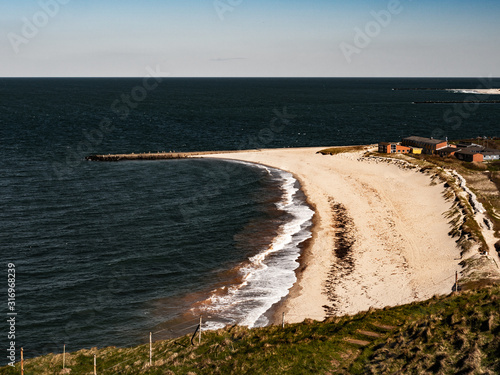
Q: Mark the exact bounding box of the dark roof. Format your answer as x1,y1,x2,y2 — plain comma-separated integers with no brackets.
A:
460,146,485,153
455,147,499,157
437,147,459,154
481,150,500,156
456,149,482,156
403,136,446,145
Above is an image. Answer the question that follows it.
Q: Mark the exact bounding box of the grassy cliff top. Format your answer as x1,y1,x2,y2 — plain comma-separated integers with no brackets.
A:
3,286,500,374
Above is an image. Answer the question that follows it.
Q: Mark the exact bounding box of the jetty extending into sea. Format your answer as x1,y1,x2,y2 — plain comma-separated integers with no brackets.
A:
85,150,250,161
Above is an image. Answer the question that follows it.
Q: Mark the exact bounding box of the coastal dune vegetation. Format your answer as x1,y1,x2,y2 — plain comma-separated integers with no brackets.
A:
3,286,500,374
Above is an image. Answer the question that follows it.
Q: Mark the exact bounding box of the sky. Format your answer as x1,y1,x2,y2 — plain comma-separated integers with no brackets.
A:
1,0,500,77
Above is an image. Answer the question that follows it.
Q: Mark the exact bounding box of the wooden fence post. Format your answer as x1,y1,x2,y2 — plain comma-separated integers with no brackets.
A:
21,348,24,375
199,316,202,345
149,332,152,367
63,344,66,369
282,312,285,329
94,354,97,375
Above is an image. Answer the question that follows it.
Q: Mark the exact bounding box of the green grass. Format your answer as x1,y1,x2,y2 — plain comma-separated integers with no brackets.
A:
4,286,500,374
317,146,367,155
462,162,488,172
487,161,500,173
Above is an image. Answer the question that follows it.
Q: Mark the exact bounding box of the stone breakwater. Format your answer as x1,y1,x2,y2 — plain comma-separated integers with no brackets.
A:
85,150,255,162
85,152,191,161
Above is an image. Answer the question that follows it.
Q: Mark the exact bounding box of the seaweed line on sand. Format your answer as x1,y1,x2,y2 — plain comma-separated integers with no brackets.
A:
323,199,357,317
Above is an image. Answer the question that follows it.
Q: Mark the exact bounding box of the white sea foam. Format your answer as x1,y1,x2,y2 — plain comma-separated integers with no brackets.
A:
452,90,478,94
448,89,490,95
201,162,314,331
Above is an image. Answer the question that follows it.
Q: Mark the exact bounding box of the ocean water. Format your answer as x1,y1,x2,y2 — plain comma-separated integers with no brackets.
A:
1,77,499,362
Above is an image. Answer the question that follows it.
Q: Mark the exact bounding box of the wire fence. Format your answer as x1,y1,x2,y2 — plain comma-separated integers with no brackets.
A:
9,273,460,374
10,315,204,374
10,311,328,374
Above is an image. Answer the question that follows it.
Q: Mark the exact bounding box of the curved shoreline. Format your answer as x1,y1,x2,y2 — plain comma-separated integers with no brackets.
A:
199,160,315,329
201,147,462,324
202,157,320,326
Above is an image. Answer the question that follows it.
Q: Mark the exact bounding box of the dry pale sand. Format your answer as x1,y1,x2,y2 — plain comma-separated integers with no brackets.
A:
448,88,500,95
203,147,461,323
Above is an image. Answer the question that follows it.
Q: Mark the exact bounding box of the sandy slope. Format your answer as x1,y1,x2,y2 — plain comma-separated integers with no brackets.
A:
203,147,461,323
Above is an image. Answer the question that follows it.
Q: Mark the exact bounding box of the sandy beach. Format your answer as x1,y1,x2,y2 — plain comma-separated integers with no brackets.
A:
203,147,461,324
448,88,500,95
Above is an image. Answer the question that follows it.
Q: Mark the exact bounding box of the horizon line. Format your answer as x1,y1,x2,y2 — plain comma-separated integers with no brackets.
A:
1,76,499,79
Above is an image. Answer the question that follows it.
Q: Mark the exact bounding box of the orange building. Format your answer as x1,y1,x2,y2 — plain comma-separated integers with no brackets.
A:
455,150,484,162
378,142,412,154
401,136,448,155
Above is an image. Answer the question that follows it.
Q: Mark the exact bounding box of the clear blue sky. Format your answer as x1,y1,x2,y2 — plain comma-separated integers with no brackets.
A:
1,0,499,77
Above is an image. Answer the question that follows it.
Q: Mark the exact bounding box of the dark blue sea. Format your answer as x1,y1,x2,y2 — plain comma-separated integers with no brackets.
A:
1,77,499,363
